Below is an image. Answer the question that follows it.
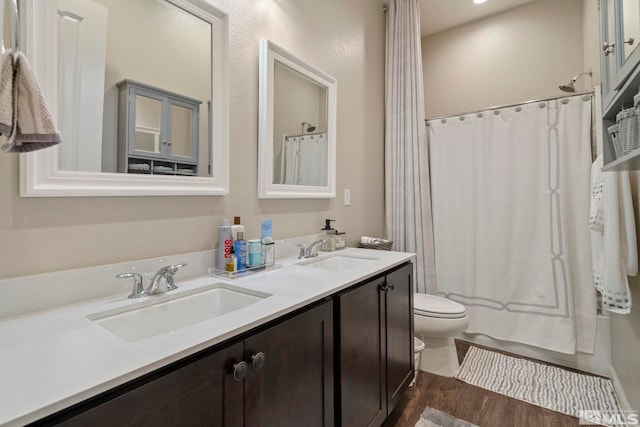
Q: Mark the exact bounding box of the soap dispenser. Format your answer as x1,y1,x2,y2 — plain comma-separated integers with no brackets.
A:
321,219,337,252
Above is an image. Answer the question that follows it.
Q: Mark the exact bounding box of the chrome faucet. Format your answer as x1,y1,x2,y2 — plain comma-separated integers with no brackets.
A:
295,240,325,259
145,263,187,295
115,273,145,299
116,263,187,298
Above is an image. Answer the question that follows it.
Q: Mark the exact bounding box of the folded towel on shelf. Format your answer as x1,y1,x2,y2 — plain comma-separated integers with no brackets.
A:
0,50,14,136
128,163,151,171
2,52,62,153
590,155,638,314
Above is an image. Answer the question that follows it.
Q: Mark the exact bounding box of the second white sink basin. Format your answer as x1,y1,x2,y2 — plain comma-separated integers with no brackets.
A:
297,254,380,271
88,283,271,342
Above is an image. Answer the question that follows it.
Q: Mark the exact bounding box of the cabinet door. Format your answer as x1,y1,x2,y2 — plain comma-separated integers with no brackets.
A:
51,342,245,427
338,276,386,427
384,264,414,415
601,0,618,103
244,301,334,427
617,0,640,86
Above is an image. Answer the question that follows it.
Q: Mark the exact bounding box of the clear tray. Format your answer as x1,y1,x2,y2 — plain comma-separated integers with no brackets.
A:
207,261,283,279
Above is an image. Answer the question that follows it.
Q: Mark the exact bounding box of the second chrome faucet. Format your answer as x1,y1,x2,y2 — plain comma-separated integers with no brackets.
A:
116,263,187,299
295,240,325,259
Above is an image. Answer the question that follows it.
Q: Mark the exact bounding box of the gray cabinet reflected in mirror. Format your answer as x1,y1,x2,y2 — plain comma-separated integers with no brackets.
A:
21,0,229,197
117,80,201,176
258,40,337,199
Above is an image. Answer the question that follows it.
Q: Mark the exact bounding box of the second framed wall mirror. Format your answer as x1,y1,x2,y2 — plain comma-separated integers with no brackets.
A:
257,39,337,199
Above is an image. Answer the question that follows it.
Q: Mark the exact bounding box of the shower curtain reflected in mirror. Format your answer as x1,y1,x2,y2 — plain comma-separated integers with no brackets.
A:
428,94,596,355
279,133,328,186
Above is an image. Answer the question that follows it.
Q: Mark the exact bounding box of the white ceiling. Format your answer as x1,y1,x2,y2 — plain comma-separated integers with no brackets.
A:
418,0,536,36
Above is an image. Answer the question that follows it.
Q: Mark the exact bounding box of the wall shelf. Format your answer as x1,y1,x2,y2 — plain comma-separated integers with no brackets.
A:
602,146,640,171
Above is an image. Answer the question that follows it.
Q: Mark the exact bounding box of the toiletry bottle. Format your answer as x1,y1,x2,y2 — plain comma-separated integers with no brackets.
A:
262,236,275,266
234,231,248,271
231,216,244,245
218,218,233,270
229,216,244,257
248,239,262,267
261,219,272,241
260,219,274,266
321,219,336,251
226,256,237,272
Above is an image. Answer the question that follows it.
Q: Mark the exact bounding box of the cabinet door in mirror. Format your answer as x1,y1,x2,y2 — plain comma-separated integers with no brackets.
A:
134,95,162,155
171,104,195,158
258,40,337,199
21,0,229,196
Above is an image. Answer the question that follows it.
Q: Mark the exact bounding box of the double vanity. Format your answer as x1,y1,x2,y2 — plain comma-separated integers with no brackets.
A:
0,246,415,426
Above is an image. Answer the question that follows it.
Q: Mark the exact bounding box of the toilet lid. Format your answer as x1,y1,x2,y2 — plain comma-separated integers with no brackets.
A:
414,294,466,319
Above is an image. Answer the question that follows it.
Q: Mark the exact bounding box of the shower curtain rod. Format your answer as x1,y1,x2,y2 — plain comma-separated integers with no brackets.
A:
284,132,326,139
425,90,594,123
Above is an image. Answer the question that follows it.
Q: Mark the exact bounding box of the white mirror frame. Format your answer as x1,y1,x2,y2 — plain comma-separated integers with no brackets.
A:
257,39,337,199
19,0,229,197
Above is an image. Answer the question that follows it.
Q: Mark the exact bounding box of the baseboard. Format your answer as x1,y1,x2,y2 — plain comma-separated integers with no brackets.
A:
609,365,633,411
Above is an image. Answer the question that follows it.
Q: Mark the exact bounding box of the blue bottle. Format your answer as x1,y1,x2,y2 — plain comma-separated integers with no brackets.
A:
234,231,248,271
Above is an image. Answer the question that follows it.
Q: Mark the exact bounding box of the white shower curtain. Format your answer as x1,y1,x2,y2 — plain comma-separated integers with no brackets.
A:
428,95,596,355
385,0,436,293
281,133,328,186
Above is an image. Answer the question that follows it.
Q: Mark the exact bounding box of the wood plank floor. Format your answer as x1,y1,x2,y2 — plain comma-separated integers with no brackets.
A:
383,340,592,427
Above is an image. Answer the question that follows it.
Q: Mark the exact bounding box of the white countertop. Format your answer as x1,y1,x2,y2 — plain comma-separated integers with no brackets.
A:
0,248,414,426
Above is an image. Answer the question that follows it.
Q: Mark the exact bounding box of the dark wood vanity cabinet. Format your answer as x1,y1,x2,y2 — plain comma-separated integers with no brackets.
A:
29,262,413,427
33,301,333,427
44,342,245,427
244,301,334,427
337,263,414,427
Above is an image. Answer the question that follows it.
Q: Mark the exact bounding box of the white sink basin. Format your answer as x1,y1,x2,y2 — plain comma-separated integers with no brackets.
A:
88,283,271,342
297,254,380,271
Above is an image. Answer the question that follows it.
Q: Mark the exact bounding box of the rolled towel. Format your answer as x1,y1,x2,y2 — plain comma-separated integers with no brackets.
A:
361,236,383,244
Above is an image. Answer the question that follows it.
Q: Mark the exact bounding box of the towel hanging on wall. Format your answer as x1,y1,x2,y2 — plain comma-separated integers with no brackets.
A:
0,50,13,136
590,155,637,314
0,0,61,153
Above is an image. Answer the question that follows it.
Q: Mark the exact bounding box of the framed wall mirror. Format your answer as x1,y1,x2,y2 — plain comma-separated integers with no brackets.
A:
19,0,229,196
257,39,337,199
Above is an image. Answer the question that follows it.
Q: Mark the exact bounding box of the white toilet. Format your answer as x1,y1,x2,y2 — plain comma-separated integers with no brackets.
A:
414,293,469,377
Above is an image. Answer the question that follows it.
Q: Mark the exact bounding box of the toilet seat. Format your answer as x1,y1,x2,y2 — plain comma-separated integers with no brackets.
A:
414,294,466,319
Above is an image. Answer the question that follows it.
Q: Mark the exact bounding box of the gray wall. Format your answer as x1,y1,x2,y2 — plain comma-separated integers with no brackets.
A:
0,0,386,279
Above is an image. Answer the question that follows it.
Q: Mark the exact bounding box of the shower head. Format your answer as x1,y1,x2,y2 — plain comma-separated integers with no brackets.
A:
558,83,576,93
301,121,316,133
559,69,593,93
